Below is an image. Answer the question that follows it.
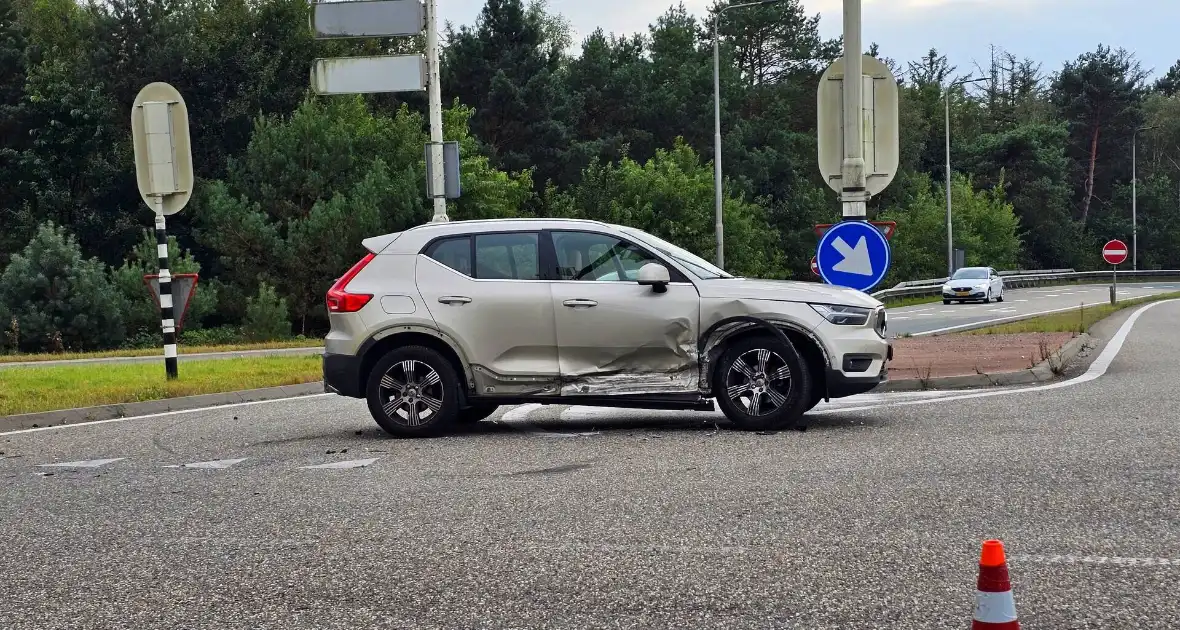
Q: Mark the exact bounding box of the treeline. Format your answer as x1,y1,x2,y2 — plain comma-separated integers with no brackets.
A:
1,0,1178,352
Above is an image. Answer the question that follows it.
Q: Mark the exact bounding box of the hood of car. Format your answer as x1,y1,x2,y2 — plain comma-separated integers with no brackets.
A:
695,278,882,308
942,279,988,288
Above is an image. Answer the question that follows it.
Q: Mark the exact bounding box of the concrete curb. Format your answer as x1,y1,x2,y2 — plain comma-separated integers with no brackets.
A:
879,333,1092,392
0,382,325,433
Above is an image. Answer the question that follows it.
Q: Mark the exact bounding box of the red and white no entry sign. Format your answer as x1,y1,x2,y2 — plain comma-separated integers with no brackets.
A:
1102,239,1128,265
810,256,819,276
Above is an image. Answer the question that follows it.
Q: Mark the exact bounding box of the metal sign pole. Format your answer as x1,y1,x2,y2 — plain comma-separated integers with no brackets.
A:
840,0,867,219
154,211,178,379
424,0,447,222
1110,264,1117,305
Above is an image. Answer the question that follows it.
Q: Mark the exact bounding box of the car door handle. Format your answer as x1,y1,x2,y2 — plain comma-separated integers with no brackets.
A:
562,299,598,308
438,296,472,305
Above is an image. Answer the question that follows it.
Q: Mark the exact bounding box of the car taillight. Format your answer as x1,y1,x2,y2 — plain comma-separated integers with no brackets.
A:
326,253,375,313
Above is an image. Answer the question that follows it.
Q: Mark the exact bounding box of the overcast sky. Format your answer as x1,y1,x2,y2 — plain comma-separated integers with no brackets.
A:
439,0,1178,81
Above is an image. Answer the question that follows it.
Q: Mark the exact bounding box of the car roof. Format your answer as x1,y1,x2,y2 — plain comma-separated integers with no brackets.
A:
366,218,629,254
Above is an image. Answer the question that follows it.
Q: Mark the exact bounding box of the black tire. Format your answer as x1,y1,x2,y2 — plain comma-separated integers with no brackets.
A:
713,334,812,431
982,291,991,304
805,387,824,413
365,345,461,438
458,403,499,424
943,299,951,305
996,293,1004,303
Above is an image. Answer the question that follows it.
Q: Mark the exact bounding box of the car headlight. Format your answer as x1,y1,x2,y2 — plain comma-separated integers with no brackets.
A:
975,284,988,291
810,303,872,326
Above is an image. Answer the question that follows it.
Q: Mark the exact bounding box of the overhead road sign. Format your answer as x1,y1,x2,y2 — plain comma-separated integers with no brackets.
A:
815,220,892,292
817,54,900,198
814,220,896,241
311,0,425,39
1102,239,1128,266
311,55,427,95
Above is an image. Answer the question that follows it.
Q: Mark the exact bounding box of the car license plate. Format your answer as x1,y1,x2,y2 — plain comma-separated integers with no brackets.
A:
955,290,969,295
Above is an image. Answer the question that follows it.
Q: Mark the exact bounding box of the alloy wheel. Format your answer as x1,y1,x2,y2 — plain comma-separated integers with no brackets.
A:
725,348,793,416
377,360,444,427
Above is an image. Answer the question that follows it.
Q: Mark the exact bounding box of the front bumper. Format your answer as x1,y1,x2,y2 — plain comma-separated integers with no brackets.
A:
813,319,892,400
943,288,986,299
323,352,364,398
826,343,891,398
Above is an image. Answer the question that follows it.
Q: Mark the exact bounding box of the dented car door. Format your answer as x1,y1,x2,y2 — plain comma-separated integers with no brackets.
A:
546,230,701,396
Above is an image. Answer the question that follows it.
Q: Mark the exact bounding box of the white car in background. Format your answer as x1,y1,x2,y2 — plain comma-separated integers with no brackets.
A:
942,267,1005,304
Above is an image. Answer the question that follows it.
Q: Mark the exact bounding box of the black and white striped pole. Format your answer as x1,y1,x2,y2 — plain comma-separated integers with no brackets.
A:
154,213,178,378
132,82,193,381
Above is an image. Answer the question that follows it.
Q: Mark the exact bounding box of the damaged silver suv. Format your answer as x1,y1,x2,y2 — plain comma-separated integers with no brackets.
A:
322,218,891,437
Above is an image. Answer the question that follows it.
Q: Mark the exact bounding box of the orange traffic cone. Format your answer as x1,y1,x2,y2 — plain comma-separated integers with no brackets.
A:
972,540,1020,629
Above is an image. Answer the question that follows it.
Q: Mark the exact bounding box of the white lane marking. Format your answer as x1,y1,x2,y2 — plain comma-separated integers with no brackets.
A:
300,458,378,470
812,299,1178,415
890,316,911,320
37,458,125,468
0,393,336,437
1011,554,1179,567
163,458,248,469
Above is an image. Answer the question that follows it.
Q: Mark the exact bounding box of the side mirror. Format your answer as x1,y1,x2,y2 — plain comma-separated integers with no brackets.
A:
636,263,671,294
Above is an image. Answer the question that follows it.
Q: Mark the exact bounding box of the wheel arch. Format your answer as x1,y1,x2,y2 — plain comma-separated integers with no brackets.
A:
357,326,474,406
697,316,831,399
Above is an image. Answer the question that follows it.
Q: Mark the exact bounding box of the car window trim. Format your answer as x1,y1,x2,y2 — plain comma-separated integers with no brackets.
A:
420,230,549,282
543,229,693,284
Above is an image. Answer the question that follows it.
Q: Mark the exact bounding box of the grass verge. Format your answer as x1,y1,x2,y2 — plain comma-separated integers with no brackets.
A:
0,339,323,364
882,295,943,309
0,355,323,416
965,291,1180,335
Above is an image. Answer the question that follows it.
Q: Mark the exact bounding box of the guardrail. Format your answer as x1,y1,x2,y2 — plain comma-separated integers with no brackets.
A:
872,270,1180,303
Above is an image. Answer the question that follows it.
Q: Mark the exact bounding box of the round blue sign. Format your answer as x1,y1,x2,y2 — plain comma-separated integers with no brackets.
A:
815,220,892,292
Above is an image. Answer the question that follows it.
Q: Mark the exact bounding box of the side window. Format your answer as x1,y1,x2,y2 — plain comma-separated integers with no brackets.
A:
474,232,540,280
551,231,663,282
424,236,472,276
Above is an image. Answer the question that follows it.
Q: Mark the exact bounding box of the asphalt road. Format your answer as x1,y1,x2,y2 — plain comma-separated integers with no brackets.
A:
2,299,1178,629
886,281,1180,336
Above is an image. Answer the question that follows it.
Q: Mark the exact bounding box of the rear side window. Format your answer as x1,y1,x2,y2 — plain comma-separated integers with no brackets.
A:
424,236,472,276
474,233,540,280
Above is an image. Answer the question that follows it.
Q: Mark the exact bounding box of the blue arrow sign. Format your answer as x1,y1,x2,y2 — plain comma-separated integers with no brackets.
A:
815,220,891,292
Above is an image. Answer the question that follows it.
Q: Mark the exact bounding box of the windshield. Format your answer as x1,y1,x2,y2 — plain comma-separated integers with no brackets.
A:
951,268,989,280
619,227,735,279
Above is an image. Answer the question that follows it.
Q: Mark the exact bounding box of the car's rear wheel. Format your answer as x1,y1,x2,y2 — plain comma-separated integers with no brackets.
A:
714,334,811,431
366,346,460,438
458,403,499,424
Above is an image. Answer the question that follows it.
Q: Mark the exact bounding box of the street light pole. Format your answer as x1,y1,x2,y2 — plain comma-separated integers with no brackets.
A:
712,0,782,269
944,76,988,276
1131,125,1157,270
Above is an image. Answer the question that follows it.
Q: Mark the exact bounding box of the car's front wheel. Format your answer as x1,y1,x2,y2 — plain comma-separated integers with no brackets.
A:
714,334,812,431
365,346,460,438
